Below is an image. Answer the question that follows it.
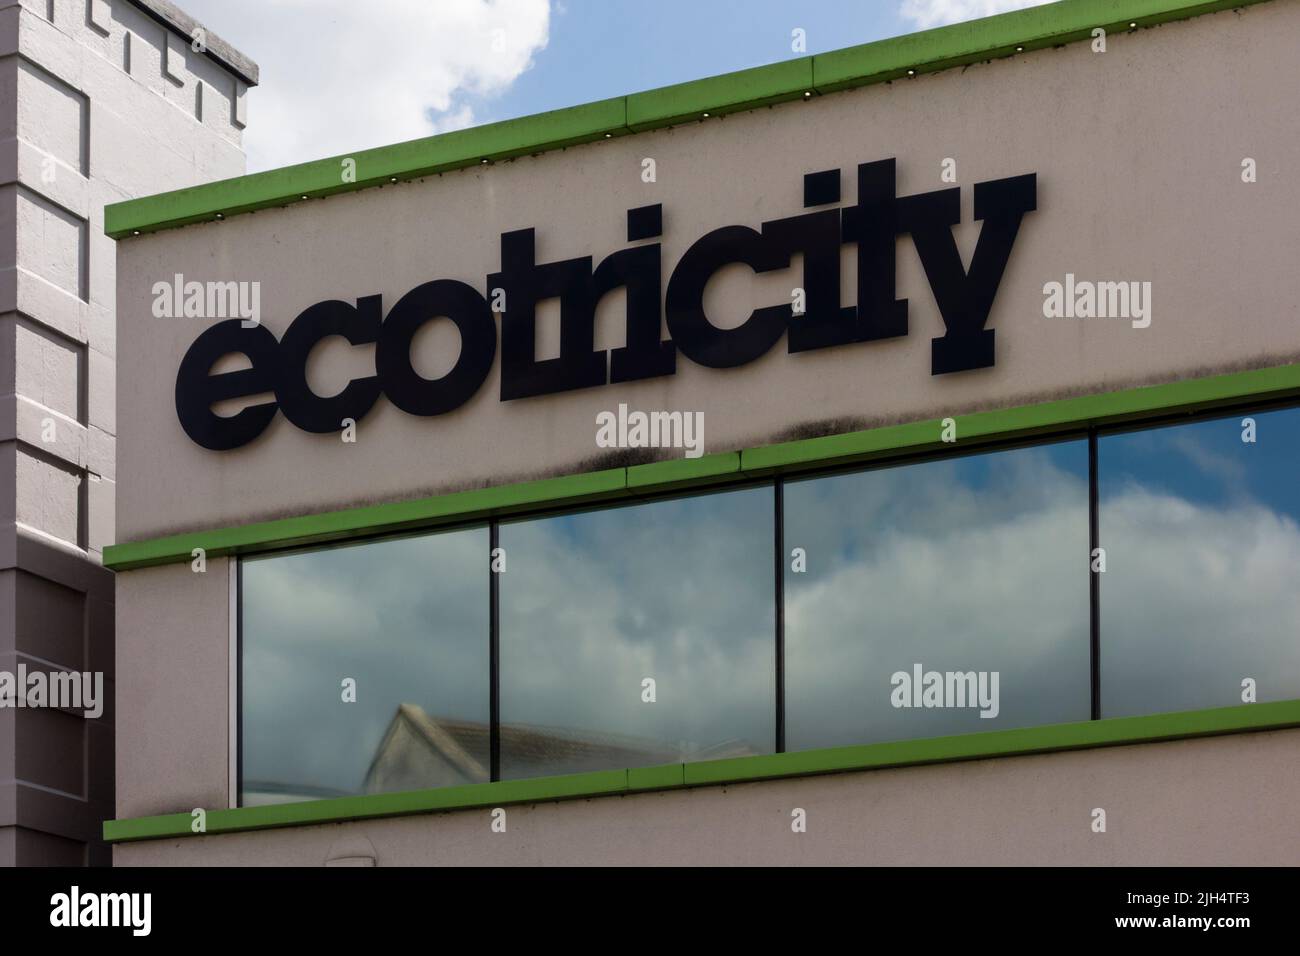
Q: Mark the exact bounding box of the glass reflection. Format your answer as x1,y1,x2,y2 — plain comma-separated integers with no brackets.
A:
241,527,489,806
783,441,1091,751
1100,407,1300,716
498,486,775,780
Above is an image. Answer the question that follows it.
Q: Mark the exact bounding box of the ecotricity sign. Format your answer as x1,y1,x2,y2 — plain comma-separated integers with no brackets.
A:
175,160,1037,450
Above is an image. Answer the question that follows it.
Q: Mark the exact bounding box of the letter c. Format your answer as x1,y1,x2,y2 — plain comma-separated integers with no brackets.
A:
275,296,383,433
664,225,791,368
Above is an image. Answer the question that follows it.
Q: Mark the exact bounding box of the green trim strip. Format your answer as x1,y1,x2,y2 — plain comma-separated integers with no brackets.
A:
103,362,1300,571
103,699,1300,843
744,362,1300,474
812,0,1269,91
626,450,741,491
625,58,814,132
104,0,1274,238
105,468,626,570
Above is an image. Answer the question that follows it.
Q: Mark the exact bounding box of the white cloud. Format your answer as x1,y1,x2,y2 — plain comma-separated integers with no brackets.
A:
786,450,1300,742
899,0,1055,30
179,0,551,171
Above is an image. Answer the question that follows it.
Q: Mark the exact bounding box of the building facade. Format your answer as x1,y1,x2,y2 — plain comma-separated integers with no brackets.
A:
0,0,253,865
105,0,1299,865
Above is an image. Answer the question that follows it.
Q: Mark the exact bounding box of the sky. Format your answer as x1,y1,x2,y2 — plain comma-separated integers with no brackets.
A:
175,0,1055,173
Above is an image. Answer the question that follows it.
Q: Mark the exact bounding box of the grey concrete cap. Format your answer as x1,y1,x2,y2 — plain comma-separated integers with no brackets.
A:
126,0,259,86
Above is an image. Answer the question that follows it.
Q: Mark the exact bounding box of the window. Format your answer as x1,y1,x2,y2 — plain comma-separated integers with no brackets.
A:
237,401,1300,803
1100,408,1300,716
498,487,775,779
783,441,1091,751
240,527,489,805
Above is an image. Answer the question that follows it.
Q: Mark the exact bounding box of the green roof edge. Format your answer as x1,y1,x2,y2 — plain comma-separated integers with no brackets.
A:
103,0,1273,239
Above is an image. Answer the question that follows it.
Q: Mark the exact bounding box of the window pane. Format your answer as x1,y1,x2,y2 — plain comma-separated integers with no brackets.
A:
1100,407,1300,716
784,441,1091,751
499,486,775,780
241,527,489,805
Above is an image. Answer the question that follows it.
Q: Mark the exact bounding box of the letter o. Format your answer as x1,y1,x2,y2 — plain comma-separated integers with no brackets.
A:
376,279,496,416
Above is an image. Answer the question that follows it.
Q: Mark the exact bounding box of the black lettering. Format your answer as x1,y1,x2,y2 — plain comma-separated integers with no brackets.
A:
171,158,1040,449
664,225,790,368
276,296,382,433
491,228,605,400
174,319,282,451
375,279,496,416
900,172,1036,374
595,205,673,383
842,158,909,343
764,204,853,353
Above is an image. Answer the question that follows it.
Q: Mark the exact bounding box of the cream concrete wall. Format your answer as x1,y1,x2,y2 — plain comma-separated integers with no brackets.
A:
114,556,229,819
115,726,1300,865
115,0,1300,541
